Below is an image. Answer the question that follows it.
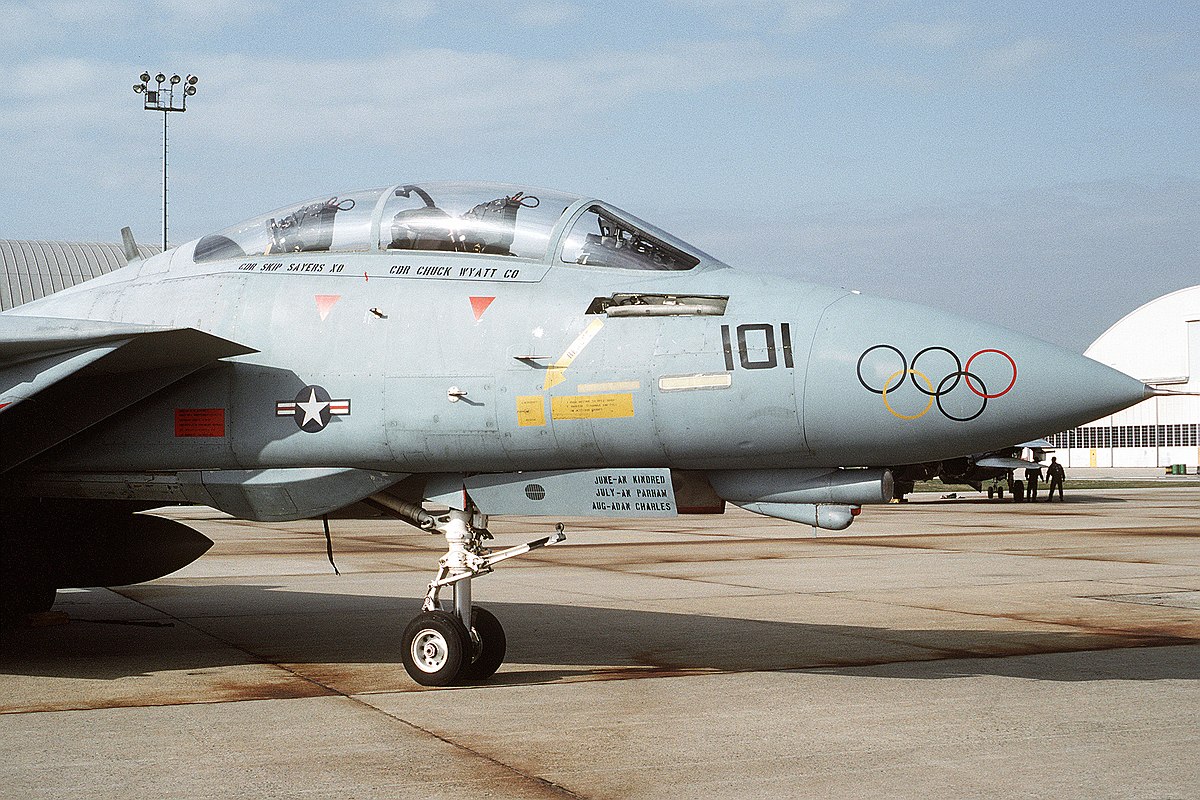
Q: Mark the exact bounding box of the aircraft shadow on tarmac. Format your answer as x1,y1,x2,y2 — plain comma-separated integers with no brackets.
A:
2,585,1197,685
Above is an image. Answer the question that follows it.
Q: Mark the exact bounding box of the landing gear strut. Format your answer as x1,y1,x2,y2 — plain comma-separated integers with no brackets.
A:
399,506,565,686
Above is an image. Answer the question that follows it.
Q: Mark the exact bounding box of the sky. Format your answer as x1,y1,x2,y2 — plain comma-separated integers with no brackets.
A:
0,0,1196,352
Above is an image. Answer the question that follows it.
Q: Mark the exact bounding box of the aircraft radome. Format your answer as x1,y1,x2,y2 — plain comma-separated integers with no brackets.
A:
0,182,1149,685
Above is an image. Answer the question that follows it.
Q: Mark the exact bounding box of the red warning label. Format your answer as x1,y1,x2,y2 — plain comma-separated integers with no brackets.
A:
174,408,226,437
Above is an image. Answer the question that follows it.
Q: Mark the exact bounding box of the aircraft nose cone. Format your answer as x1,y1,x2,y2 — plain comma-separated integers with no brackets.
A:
803,293,1146,465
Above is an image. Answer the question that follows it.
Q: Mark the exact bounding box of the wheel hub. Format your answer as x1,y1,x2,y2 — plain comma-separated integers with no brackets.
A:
412,630,449,672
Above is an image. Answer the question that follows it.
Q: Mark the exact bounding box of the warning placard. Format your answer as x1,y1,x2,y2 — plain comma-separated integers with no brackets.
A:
516,395,546,427
174,408,226,437
550,393,635,421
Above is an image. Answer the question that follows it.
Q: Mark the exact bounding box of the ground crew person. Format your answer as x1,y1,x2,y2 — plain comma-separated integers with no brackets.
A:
1025,464,1042,501
1046,457,1066,501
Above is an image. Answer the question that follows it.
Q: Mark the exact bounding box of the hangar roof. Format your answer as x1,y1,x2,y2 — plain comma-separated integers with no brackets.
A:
1,239,160,312
1086,284,1200,384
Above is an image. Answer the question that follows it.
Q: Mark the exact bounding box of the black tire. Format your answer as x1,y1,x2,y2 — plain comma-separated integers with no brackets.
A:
401,610,469,687
458,606,507,683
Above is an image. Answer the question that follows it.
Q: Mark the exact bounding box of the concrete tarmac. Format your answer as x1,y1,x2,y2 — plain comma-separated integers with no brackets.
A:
2,489,1198,799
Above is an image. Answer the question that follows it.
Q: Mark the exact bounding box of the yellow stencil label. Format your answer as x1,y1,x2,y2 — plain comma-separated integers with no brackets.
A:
550,393,635,421
544,319,605,390
516,395,547,427
577,380,641,393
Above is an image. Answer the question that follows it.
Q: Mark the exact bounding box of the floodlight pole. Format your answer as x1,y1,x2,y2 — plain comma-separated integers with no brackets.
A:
132,72,199,250
163,109,168,251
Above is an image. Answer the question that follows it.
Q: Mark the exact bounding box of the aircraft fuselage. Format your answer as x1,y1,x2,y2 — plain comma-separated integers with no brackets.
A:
12,247,1142,476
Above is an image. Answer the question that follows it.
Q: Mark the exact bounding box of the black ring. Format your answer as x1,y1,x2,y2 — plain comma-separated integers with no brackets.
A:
936,371,987,422
910,346,962,396
857,344,907,395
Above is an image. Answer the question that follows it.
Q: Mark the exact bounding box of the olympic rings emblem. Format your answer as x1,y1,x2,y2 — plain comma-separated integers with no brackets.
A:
857,344,1017,422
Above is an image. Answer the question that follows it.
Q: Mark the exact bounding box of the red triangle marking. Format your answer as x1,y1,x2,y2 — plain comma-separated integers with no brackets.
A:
315,294,341,321
469,296,495,321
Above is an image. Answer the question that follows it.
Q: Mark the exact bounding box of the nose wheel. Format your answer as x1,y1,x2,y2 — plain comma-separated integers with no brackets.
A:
402,610,467,686
401,606,508,686
397,505,564,686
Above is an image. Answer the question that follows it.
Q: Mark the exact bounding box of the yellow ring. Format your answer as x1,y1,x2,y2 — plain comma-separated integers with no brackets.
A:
882,369,934,420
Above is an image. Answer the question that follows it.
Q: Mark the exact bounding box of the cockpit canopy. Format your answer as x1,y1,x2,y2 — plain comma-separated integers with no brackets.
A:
192,181,712,272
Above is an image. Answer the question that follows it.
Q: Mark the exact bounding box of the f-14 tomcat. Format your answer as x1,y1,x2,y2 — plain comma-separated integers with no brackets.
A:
0,181,1149,684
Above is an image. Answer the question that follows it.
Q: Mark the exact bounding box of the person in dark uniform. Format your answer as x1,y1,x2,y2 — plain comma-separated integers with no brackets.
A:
1046,457,1066,501
1025,463,1042,502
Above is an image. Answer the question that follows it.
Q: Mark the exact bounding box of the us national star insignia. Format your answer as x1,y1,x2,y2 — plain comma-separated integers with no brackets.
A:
275,385,351,433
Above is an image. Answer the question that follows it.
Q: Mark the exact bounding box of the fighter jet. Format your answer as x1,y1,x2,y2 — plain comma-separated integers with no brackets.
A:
0,181,1149,684
891,439,1055,500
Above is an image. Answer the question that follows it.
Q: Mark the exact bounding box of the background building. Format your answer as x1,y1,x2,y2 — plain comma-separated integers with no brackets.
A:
1,239,159,312
1047,286,1200,468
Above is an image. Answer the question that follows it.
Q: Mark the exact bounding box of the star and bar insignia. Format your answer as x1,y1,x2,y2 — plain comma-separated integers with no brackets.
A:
276,385,350,433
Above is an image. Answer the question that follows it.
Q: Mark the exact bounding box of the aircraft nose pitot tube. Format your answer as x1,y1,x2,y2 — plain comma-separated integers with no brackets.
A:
801,293,1147,466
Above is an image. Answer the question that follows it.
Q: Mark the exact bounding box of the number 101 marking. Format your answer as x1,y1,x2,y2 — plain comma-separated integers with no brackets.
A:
721,323,794,371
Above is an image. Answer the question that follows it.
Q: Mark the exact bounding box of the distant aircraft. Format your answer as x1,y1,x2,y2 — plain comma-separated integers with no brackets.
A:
0,181,1150,684
891,439,1054,500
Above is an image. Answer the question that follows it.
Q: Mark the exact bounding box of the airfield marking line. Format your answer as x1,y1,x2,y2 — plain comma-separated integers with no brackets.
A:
108,587,586,800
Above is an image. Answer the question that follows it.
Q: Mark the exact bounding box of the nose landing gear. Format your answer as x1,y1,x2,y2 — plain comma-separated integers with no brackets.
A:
398,506,565,686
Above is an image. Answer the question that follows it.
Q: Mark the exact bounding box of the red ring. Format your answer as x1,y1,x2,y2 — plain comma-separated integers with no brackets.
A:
964,349,1017,398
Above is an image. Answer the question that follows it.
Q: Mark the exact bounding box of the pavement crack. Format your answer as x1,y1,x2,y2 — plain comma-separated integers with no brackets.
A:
356,701,586,799
106,588,585,799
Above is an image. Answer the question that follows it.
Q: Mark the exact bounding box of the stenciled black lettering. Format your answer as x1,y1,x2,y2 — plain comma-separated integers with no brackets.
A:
721,325,735,371
737,323,777,370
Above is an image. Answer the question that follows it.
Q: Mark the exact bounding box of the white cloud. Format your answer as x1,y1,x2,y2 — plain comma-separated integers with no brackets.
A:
875,20,969,49
0,0,273,49
0,58,133,136
849,67,936,91
668,0,849,32
1165,69,1200,89
386,0,441,24
975,37,1057,81
777,0,848,31
507,1,581,27
0,57,104,97
158,0,275,31
177,43,800,147
0,40,804,215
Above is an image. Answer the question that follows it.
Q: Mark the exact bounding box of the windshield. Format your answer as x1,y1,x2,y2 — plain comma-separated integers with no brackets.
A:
561,206,701,271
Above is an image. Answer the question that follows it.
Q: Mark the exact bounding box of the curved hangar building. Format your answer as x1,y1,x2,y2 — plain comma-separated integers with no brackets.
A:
1,239,159,311
1047,286,1200,468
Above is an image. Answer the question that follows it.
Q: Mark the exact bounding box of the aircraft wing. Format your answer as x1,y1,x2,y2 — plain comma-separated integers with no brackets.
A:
0,315,256,474
973,456,1041,471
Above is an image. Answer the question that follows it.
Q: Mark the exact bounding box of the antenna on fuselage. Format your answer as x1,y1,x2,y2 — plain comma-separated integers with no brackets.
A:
120,227,142,263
